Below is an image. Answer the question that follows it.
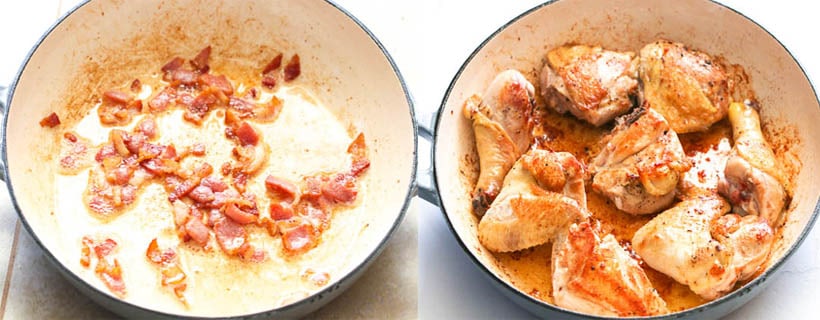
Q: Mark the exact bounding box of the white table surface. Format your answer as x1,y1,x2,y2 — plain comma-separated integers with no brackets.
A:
2,0,819,319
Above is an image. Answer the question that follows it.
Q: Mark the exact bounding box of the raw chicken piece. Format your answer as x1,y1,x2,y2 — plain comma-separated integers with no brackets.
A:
478,150,587,252
631,195,774,300
719,102,787,226
540,45,639,126
553,221,668,316
639,40,730,133
464,70,536,214
590,108,690,215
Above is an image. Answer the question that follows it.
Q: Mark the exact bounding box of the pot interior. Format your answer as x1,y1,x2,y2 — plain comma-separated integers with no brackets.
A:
436,0,819,316
5,0,414,317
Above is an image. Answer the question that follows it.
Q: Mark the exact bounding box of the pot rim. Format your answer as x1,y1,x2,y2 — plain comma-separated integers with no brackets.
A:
1,0,418,318
433,0,820,318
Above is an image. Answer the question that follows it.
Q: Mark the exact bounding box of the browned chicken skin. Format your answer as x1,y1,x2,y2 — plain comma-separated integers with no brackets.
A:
590,108,691,215
478,149,588,252
540,45,639,126
463,70,536,214
639,40,731,133
553,221,668,316
719,102,788,226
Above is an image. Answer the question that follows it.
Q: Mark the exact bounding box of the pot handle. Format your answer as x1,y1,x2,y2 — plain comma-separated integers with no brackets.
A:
0,85,6,182
415,112,439,206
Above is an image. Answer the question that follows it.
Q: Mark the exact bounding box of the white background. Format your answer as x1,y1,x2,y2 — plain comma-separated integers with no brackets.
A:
1,0,818,319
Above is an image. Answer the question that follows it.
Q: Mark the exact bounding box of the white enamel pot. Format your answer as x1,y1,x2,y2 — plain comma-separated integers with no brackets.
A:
430,0,820,319
0,0,416,318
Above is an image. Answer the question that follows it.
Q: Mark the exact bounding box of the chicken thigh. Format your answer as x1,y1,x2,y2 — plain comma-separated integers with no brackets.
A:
552,221,668,316
639,40,730,133
590,108,690,215
478,149,588,252
631,195,774,300
540,45,639,126
719,102,787,226
464,70,536,214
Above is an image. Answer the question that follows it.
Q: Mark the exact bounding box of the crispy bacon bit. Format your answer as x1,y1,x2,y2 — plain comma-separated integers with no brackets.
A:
190,45,212,73
146,239,188,305
64,132,78,142
39,112,61,128
265,176,298,203
255,96,283,123
184,90,220,124
162,57,185,73
213,214,248,255
172,69,198,86
270,202,294,221
130,79,142,93
284,54,301,81
169,179,197,202
262,75,276,89
137,117,158,139
185,217,210,245
347,133,370,176
322,173,358,204
191,143,206,156
198,73,233,95
81,237,126,298
176,93,194,107
80,237,93,267
224,202,257,224
247,87,259,99
263,53,283,74
282,221,318,255
228,97,255,117
201,176,228,192
235,122,260,146
149,87,176,112
103,90,131,105
190,185,215,203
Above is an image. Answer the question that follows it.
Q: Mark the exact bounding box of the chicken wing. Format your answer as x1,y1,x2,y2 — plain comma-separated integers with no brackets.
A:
478,150,588,252
590,108,690,215
639,40,730,133
552,220,668,316
719,101,787,226
464,70,536,214
631,195,774,300
540,45,639,126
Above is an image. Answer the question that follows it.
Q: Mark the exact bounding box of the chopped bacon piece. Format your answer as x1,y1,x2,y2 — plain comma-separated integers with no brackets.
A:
185,217,210,245
172,200,190,227
189,185,215,203
130,79,142,93
98,98,141,126
172,69,198,86
246,247,267,263
284,54,301,81
198,73,233,95
213,215,247,255
347,133,370,176
137,117,157,139
265,175,298,203
228,97,255,117
149,87,176,112
110,129,131,156
96,145,117,163
125,133,146,155
211,188,240,209
176,93,194,107
235,122,260,146
162,57,185,73
80,237,93,267
201,176,228,192
263,53,283,74
262,75,276,89
224,202,257,224
247,87,259,99
321,173,358,204
254,96,283,123
146,238,166,263
191,143,206,156
301,268,330,286
97,258,126,298
299,202,330,229
121,185,137,204
184,90,219,124
190,46,211,73
103,90,131,105
169,179,197,202
39,112,61,128
270,202,294,221
145,239,188,304
282,222,318,255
